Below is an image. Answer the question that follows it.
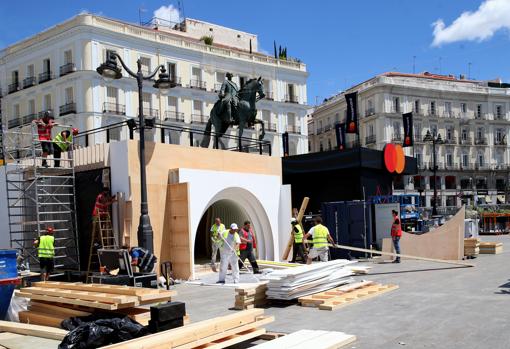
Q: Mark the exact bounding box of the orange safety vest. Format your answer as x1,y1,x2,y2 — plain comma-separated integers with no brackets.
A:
391,218,402,237
239,228,257,250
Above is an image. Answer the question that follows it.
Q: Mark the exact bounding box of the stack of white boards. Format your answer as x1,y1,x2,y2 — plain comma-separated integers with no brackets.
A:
262,260,355,300
252,329,356,348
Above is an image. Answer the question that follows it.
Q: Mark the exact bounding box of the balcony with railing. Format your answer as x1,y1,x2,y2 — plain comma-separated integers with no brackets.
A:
38,109,53,118
266,123,277,132
164,110,185,122
324,124,332,132
460,163,475,170
414,134,425,143
191,113,207,124
170,76,182,87
443,136,457,145
8,118,20,129
475,162,490,170
38,71,53,84
8,82,19,94
139,108,159,118
264,92,274,101
427,161,444,170
459,136,472,145
392,134,402,142
475,136,488,145
365,108,375,117
316,127,323,134
59,102,76,116
444,163,460,171
365,135,376,145
22,113,38,124
287,125,301,134
103,102,126,115
23,76,37,89
284,94,299,104
189,79,206,90
59,63,76,76
495,138,507,146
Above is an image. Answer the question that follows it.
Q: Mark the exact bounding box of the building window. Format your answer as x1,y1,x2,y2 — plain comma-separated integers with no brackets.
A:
167,62,177,82
431,124,438,136
461,103,467,114
43,94,52,111
477,127,483,140
192,67,201,81
415,153,422,166
239,76,247,89
367,99,374,116
430,101,436,116
461,129,468,140
64,87,73,104
462,154,469,167
12,70,19,84
27,64,35,78
43,59,51,73
142,92,152,111
414,122,422,139
445,176,456,190
496,105,503,119
140,57,151,75
28,99,35,115
13,104,20,118
476,104,482,118
393,121,401,139
107,86,118,105
319,141,324,152
414,100,420,114
496,129,503,142
478,154,484,166
393,97,400,113
328,139,332,150
64,50,73,65
444,102,451,117
446,153,453,166
446,127,453,140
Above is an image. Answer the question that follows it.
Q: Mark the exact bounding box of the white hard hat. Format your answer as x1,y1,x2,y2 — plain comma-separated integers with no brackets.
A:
291,218,297,223
230,223,238,230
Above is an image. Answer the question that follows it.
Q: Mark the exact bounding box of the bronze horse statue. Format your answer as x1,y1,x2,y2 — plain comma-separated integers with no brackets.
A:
200,77,265,150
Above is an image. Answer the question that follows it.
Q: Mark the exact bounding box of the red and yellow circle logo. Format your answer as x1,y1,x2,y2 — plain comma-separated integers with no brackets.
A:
384,144,405,174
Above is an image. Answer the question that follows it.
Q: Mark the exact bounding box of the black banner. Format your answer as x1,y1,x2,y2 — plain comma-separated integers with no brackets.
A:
282,131,290,157
402,112,414,147
335,123,346,150
345,92,358,134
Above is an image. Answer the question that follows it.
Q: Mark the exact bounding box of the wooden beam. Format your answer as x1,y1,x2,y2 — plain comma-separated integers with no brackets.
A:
282,197,309,261
15,291,133,310
22,287,140,304
0,320,68,341
18,311,66,328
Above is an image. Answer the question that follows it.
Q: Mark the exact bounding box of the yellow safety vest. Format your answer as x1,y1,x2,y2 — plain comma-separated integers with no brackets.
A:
221,230,240,255
313,224,329,248
53,133,73,151
211,223,225,242
38,235,55,258
294,225,304,243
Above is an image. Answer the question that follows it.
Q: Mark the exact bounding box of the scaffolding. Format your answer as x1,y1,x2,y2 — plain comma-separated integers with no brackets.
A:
3,124,80,273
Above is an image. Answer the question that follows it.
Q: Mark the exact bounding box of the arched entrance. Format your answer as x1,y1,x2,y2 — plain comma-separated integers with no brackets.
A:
192,187,274,265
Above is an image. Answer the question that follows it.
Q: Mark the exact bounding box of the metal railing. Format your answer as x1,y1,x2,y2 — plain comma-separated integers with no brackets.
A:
139,107,159,118
170,76,182,87
191,113,207,124
475,137,487,145
443,136,457,145
284,94,299,103
287,125,301,134
316,127,323,134
164,111,185,122
8,118,20,129
38,109,53,118
189,79,207,90
459,137,472,145
38,71,53,83
475,163,490,170
495,138,507,146
324,124,332,132
21,114,38,124
59,63,76,76
365,108,375,117
365,135,376,144
23,77,37,88
392,134,402,142
103,102,126,115
8,82,19,94
59,102,76,116
266,123,277,132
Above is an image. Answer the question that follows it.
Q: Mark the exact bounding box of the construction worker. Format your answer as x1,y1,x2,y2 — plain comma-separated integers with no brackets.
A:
52,128,78,167
34,227,55,281
238,221,260,274
33,111,57,167
217,223,241,284
129,246,157,273
92,187,116,219
210,217,225,271
391,209,402,263
290,218,306,263
304,216,335,264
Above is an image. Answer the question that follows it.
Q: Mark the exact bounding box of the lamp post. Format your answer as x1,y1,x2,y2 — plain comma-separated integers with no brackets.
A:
97,53,174,251
424,130,443,216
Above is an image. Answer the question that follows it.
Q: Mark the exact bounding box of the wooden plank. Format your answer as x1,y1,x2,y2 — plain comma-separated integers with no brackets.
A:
28,301,92,317
318,284,399,311
252,329,356,349
18,311,66,328
196,328,265,349
0,320,68,341
22,287,140,305
282,197,309,261
101,309,269,349
15,291,131,310
298,281,375,305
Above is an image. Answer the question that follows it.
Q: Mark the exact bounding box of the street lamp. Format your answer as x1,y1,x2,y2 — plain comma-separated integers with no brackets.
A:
423,130,443,216
97,53,175,252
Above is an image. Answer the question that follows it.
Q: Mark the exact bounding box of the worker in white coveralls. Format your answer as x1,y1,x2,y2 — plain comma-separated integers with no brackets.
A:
304,216,335,264
217,223,241,284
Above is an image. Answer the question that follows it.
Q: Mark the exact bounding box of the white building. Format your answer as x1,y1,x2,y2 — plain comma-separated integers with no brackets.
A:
309,72,510,210
0,14,309,156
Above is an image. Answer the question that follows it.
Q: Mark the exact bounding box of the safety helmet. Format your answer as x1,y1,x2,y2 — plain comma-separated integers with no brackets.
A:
72,128,79,136
46,227,55,233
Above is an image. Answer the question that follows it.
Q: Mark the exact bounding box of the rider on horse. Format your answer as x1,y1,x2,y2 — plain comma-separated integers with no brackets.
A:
218,72,239,124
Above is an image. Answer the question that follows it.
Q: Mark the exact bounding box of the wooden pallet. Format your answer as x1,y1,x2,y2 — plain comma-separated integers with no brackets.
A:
299,281,398,311
234,282,268,310
479,242,503,254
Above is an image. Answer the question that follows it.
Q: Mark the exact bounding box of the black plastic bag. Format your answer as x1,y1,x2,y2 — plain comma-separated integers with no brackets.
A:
59,315,148,349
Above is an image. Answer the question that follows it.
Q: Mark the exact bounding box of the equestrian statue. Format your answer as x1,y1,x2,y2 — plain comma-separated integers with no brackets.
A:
200,72,266,150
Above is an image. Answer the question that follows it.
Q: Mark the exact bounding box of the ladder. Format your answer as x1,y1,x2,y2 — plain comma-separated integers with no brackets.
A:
86,212,118,282
3,124,80,274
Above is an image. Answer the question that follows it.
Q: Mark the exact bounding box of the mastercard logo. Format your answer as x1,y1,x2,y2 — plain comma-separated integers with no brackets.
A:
384,143,405,174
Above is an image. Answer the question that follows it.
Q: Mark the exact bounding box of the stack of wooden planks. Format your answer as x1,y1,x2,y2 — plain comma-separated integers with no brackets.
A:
298,280,399,311
464,238,480,257
234,282,268,310
479,242,503,254
101,309,273,349
15,281,176,328
262,260,355,300
252,329,356,348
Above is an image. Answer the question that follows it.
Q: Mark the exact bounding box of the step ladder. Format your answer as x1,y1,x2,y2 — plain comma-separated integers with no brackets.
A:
3,124,80,275
86,212,118,282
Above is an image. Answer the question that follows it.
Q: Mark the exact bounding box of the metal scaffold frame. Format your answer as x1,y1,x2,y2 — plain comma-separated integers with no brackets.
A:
3,123,80,273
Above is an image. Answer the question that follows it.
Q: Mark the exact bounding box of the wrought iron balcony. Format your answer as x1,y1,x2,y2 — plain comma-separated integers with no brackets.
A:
284,94,299,104
316,127,323,134
444,163,460,170
164,111,185,122
414,134,425,143
191,113,207,124
475,137,487,145
495,138,507,146
459,163,474,170
8,118,20,129
392,134,402,142
38,71,53,84
139,108,159,118
189,79,206,90
475,162,489,170
443,136,457,145
287,125,301,134
38,109,53,118
22,114,38,124
102,102,126,115
365,135,376,145
59,102,76,116
59,63,76,76
324,124,332,132
365,108,375,117
266,123,277,132
459,137,472,145
8,82,19,94
23,77,37,89
170,76,182,87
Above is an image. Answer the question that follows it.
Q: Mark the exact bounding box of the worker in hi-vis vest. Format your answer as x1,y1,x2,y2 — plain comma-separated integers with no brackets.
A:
304,216,335,264
217,223,241,284
391,209,403,263
209,217,225,271
34,227,55,281
290,218,306,263
52,128,78,167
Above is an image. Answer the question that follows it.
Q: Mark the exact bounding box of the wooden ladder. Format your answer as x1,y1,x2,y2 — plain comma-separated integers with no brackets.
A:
86,212,118,282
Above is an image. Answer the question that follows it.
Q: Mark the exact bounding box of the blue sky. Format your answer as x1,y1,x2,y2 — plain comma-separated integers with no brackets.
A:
1,0,510,105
